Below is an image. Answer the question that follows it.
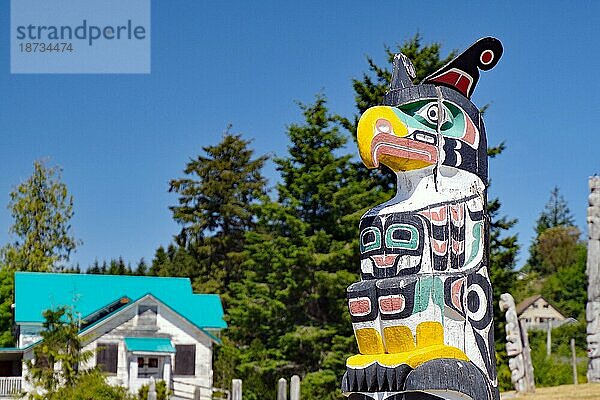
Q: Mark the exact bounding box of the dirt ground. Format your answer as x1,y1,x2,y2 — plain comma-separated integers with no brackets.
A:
500,384,600,400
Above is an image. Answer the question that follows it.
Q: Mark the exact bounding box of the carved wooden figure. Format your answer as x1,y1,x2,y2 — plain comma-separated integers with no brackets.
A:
500,293,534,393
587,176,600,382
341,37,503,400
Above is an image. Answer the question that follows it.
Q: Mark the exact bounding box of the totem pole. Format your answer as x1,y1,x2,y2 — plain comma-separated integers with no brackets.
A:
499,293,535,393
341,37,503,400
587,176,600,382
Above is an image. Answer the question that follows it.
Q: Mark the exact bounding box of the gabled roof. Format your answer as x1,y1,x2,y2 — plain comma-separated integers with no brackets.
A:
516,295,543,315
516,294,566,318
79,293,223,344
14,272,227,329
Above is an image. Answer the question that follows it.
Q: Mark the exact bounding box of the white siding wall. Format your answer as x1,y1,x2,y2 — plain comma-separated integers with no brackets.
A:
18,324,42,348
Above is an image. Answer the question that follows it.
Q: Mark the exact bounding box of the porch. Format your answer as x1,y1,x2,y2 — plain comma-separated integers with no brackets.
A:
0,377,21,398
0,349,23,398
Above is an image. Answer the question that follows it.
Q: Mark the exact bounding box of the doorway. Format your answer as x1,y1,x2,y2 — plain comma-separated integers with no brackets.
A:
137,356,161,379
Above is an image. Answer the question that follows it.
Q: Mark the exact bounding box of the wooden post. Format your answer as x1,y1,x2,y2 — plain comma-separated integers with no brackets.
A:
232,379,242,400
571,338,579,385
147,377,157,400
290,375,300,400
277,377,287,400
546,321,552,357
193,387,202,400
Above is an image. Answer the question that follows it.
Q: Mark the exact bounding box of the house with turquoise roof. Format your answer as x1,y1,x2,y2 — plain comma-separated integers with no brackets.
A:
0,272,226,399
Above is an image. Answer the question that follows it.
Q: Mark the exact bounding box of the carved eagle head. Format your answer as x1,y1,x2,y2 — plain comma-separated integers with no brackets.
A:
357,37,503,185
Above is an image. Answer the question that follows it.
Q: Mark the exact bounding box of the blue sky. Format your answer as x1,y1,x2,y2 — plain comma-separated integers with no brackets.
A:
0,1,598,269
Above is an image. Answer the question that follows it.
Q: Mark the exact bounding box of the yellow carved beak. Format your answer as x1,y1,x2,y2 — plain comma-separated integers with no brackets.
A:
357,106,438,172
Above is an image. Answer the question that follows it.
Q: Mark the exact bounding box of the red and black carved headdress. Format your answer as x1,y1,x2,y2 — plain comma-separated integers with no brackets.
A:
384,37,503,105
424,37,503,98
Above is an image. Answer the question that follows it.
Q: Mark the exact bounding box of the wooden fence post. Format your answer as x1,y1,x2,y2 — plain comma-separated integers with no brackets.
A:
147,377,157,400
277,378,287,400
290,375,300,400
232,379,242,400
571,338,579,385
546,321,552,357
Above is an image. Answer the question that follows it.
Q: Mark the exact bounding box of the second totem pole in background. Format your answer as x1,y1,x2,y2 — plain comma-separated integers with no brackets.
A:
587,176,600,382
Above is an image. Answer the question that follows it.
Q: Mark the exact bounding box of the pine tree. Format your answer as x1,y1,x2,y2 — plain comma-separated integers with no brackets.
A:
223,96,382,400
169,129,267,246
168,130,267,293
135,258,148,276
106,257,131,275
275,95,381,239
87,260,101,274
527,186,576,273
534,187,575,234
148,246,169,276
1,160,78,272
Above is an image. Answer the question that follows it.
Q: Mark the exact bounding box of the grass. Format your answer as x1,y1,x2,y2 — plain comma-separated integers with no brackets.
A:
501,384,600,400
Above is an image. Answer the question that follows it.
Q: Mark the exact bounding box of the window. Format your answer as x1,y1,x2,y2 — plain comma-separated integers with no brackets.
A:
138,305,158,327
96,343,118,374
174,344,195,376
137,356,160,378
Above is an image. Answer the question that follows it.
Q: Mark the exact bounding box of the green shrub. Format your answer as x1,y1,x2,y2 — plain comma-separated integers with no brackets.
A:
528,322,588,387
137,379,170,400
48,370,135,400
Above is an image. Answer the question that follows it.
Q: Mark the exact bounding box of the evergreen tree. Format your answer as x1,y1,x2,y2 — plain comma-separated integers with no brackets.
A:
275,95,382,239
148,246,169,276
0,160,79,346
135,258,148,276
168,130,267,293
107,257,131,275
527,186,576,273
534,186,575,234
24,306,94,399
1,160,78,272
87,260,101,274
223,95,382,400
276,96,349,235
169,129,267,247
